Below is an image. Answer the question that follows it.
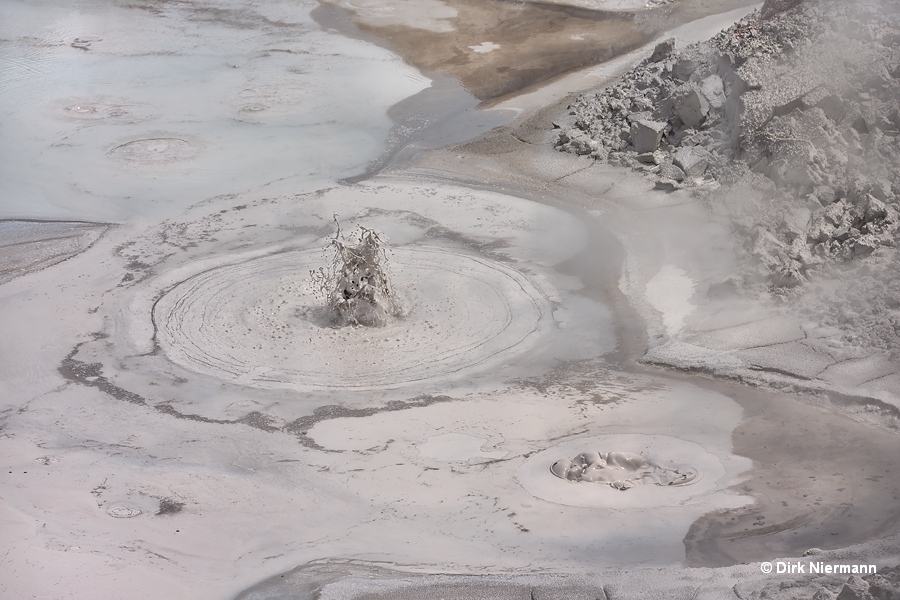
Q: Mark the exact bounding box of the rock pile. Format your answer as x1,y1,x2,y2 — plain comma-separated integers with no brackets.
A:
555,0,900,291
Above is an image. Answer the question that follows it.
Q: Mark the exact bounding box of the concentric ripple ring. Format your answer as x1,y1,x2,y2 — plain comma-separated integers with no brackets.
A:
153,246,551,390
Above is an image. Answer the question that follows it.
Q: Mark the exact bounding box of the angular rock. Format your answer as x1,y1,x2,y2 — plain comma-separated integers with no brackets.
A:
812,588,836,600
654,179,681,191
781,206,812,239
866,573,900,600
626,111,653,124
673,57,698,81
807,219,835,243
862,195,889,221
673,146,709,178
649,38,675,63
813,186,837,206
853,234,880,256
631,119,667,153
636,151,665,165
837,576,871,600
852,115,871,134
889,108,900,131
676,87,710,129
869,180,892,202
771,259,806,287
568,138,594,155
658,163,686,182
824,200,848,226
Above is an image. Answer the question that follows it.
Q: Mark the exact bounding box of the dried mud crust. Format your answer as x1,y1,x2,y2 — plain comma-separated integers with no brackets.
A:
153,245,551,391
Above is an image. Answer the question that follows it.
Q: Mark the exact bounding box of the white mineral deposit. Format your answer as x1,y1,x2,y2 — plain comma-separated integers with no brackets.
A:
3,0,900,599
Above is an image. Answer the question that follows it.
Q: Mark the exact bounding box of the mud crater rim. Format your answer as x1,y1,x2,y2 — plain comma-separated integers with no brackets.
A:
152,245,552,391
109,137,198,163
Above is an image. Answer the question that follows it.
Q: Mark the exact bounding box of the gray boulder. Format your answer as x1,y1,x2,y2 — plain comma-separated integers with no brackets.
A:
862,194,889,221
650,38,675,63
837,576,871,600
658,163,686,182
673,57,698,81
631,119,667,153
673,146,709,178
636,150,667,165
676,87,710,128
568,135,596,156
853,234,880,256
812,587,836,600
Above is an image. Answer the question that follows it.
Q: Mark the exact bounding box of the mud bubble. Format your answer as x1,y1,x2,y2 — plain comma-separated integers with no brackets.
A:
550,451,699,490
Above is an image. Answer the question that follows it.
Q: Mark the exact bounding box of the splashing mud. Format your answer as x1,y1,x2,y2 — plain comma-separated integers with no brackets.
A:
310,217,401,327
550,451,700,490
152,245,552,391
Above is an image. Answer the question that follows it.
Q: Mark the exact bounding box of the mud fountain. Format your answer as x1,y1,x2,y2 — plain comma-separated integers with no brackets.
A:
309,220,703,491
152,207,554,391
310,217,402,328
152,212,705,491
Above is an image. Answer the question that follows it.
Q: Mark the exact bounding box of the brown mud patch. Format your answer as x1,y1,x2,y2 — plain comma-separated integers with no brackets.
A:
316,0,759,102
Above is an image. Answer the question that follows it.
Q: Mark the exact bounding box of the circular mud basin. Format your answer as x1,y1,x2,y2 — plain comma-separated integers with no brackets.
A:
110,137,197,163
517,434,726,509
106,503,142,518
549,450,699,490
64,103,126,119
154,246,551,390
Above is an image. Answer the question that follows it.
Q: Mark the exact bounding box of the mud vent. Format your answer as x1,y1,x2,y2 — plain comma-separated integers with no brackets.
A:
310,217,402,327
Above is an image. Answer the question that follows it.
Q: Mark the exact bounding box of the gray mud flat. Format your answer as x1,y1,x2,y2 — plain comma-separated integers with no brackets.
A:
402,115,900,569
3,1,900,600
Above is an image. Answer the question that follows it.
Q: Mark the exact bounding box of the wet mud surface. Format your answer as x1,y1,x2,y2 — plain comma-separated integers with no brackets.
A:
5,1,899,598
0,220,109,285
682,378,900,567
399,93,900,567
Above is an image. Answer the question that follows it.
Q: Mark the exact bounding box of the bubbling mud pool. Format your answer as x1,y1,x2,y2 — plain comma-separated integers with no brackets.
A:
550,450,700,490
153,245,552,391
516,433,729,511
311,220,402,328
